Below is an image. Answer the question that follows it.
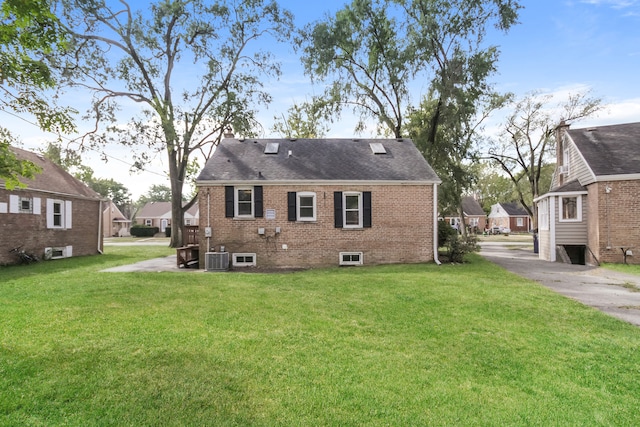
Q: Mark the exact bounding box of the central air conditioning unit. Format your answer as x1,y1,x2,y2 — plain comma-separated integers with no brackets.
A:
205,252,229,272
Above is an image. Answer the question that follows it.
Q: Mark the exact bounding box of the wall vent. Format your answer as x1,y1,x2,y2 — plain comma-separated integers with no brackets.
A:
205,252,229,271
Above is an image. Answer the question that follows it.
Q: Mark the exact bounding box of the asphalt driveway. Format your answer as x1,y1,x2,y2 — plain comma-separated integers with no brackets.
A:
480,241,640,327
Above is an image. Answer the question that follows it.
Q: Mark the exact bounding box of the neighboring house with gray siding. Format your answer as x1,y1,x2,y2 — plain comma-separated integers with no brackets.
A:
535,121,640,264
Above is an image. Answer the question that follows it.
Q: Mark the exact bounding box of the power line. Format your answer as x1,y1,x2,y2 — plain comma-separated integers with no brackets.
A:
0,109,169,178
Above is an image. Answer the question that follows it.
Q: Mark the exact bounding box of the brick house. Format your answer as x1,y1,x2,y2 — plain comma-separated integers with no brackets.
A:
442,196,487,233
488,202,531,233
195,138,441,269
534,121,640,265
0,147,104,265
103,201,131,237
136,201,199,232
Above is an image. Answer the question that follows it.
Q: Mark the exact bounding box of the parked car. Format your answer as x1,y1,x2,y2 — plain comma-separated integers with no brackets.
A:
490,226,511,235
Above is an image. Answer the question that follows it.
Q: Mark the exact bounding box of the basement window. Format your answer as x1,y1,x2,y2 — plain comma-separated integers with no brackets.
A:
340,252,363,266
233,253,256,267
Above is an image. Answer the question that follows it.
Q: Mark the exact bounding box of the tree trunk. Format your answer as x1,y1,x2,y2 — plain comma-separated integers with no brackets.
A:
168,148,184,248
457,203,467,237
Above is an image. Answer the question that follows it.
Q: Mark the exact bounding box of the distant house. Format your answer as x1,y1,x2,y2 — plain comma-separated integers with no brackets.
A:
195,137,441,269
442,196,487,233
488,202,531,233
103,201,131,237
0,147,104,265
136,201,199,233
535,121,640,265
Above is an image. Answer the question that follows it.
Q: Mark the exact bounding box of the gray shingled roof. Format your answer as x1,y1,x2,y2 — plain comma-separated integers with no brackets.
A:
137,201,199,218
461,196,486,216
5,147,101,200
196,138,440,183
500,202,529,216
551,180,587,193
568,122,640,176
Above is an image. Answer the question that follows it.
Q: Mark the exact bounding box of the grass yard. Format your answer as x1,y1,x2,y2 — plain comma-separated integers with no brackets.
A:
2,247,640,426
603,262,640,277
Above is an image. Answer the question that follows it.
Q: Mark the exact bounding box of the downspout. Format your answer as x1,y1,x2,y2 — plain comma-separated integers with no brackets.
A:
206,189,211,251
433,183,441,265
97,199,104,254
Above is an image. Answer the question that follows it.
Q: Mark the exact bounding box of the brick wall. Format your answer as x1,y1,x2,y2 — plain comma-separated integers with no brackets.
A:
0,189,103,265
198,184,436,268
588,180,640,264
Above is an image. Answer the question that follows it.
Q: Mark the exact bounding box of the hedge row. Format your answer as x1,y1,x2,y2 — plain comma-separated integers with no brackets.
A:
130,224,160,237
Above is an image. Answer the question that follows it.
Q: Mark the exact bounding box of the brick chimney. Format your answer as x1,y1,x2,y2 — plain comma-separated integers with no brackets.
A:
223,127,234,139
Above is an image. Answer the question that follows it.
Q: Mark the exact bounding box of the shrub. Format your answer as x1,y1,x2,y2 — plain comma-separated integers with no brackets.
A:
130,224,159,237
438,220,456,248
444,233,480,263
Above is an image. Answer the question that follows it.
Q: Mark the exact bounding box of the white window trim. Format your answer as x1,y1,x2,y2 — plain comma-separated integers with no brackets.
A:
340,252,363,266
297,192,316,221
517,217,524,227
44,246,73,260
558,195,582,222
235,187,254,218
538,199,549,231
232,253,257,267
343,192,363,229
46,199,72,229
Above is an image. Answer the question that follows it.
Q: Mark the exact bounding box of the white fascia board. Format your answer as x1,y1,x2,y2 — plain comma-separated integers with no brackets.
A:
595,174,640,182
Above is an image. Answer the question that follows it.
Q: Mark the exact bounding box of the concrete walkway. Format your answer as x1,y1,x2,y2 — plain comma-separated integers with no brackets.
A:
480,241,640,327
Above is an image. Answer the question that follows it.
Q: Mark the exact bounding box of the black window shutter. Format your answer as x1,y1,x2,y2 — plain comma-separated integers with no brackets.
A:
334,192,343,228
287,192,297,221
254,186,263,218
363,191,372,228
225,186,234,218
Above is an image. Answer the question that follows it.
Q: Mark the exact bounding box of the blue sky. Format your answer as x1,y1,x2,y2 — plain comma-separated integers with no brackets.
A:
5,0,640,197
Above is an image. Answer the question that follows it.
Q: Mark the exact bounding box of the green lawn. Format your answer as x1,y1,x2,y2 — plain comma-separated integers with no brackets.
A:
2,248,640,426
603,262,640,276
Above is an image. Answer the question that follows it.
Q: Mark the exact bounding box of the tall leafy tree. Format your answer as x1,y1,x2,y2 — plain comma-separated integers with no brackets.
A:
54,0,293,247
408,90,510,233
487,90,601,227
300,0,521,139
0,0,74,187
271,98,332,138
137,184,173,206
300,0,412,137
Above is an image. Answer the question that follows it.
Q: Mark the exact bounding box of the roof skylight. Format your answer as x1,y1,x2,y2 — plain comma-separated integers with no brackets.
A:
264,142,280,154
369,142,387,154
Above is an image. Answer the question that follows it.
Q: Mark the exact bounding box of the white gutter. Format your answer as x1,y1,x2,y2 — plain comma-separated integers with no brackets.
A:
433,183,441,265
